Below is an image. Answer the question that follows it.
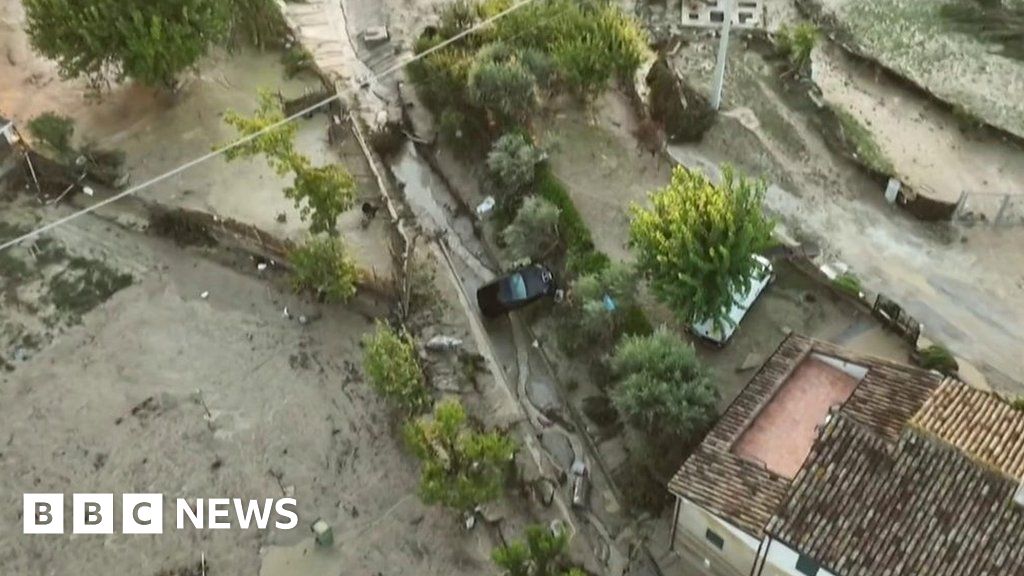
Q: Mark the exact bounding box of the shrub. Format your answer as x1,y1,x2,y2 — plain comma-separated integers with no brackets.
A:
832,107,894,175
917,345,959,375
776,22,818,73
1011,397,1024,412
610,327,719,442
404,398,517,511
28,112,75,154
487,133,543,194
362,322,430,413
290,236,360,303
832,272,863,298
560,262,641,353
468,58,538,122
492,524,584,576
502,196,562,261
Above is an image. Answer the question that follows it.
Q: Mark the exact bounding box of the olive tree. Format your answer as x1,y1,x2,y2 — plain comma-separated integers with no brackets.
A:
502,196,561,262
487,133,544,194
610,327,718,442
404,399,516,511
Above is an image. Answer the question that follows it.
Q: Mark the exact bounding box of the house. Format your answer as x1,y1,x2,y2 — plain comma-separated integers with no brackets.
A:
668,333,1024,576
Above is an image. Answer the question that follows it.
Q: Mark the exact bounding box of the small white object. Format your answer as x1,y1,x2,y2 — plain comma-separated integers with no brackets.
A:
257,262,268,271
299,315,308,325
82,186,94,197
200,291,210,299
426,335,463,351
282,307,291,319
884,178,901,204
464,513,476,530
475,196,496,218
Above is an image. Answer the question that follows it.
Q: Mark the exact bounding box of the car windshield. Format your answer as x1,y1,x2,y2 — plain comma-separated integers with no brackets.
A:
501,273,528,302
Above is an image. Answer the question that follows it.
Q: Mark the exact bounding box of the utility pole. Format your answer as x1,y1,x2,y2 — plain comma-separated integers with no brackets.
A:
709,0,734,111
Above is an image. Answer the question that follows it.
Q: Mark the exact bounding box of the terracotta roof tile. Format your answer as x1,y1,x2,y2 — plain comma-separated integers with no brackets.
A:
767,415,1024,576
911,379,1024,480
668,334,943,537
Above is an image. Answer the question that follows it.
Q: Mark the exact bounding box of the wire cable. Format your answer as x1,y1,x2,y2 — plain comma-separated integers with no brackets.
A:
0,0,535,252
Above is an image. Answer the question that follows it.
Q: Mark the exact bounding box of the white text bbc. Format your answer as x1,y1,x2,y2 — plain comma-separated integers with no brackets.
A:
23,494,298,534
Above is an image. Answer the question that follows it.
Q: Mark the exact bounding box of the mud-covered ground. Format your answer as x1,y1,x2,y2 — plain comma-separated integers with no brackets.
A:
0,189,505,575
815,0,1024,139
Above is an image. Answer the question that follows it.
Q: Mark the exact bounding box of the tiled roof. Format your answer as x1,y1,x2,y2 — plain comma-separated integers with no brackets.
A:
767,414,1024,576
911,378,1024,479
668,334,942,536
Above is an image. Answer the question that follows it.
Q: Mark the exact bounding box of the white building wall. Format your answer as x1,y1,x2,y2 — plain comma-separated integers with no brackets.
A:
674,497,839,576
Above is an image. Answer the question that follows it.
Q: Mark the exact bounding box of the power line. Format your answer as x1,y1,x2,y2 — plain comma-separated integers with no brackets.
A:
0,0,536,252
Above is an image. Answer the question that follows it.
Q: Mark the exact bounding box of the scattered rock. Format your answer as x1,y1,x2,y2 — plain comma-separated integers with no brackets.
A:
738,352,763,372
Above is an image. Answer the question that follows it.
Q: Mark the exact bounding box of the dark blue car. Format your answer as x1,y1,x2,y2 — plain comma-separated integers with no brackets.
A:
476,265,556,318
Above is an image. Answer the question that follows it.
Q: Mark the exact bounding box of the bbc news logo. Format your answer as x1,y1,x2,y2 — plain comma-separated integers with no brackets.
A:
23,494,298,534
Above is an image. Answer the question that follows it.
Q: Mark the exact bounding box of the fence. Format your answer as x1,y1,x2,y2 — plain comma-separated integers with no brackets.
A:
953,191,1024,226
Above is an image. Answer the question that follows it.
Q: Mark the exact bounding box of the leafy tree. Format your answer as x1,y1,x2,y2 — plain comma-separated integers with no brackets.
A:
362,322,429,413
776,22,818,74
290,236,360,303
610,327,718,441
23,0,232,89
404,398,516,511
502,196,561,261
223,91,355,234
493,524,583,576
487,133,543,193
562,262,642,352
468,58,538,122
629,166,774,327
27,112,75,154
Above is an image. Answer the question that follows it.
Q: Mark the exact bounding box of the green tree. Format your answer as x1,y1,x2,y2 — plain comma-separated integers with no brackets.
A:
223,92,355,234
487,133,544,194
629,166,774,327
502,196,561,261
23,0,232,89
493,524,583,576
404,399,516,511
610,328,718,441
290,236,360,303
562,262,644,352
468,58,538,122
362,322,429,413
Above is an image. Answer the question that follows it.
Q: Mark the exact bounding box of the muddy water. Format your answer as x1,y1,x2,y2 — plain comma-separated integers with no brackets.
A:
813,44,1024,203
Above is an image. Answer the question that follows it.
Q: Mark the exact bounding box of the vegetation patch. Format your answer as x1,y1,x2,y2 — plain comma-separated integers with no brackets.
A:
915,344,959,375
939,0,1024,63
290,236,360,303
832,106,894,175
362,322,430,414
149,210,218,247
832,272,863,298
47,257,133,322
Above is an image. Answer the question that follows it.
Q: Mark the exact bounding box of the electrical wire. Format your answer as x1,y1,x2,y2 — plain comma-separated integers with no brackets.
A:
0,0,536,252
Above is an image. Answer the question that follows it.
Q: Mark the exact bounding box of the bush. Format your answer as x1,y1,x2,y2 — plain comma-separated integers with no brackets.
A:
362,322,430,413
917,345,959,375
832,272,863,298
502,196,562,261
487,133,543,194
468,58,538,122
560,262,641,353
28,112,75,154
610,328,719,442
290,236,360,303
492,524,584,576
776,22,818,73
647,57,715,143
404,398,517,511
282,46,315,77
1011,397,1024,412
